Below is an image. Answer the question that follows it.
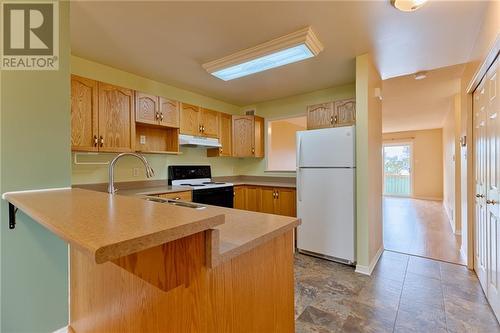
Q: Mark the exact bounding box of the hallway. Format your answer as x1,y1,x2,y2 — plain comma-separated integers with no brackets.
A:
383,197,465,265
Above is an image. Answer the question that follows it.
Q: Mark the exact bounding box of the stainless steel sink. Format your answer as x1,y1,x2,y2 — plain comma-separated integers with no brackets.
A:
143,196,206,210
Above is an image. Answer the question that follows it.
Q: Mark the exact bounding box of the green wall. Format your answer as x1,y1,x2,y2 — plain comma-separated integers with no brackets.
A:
0,1,71,331
237,83,355,177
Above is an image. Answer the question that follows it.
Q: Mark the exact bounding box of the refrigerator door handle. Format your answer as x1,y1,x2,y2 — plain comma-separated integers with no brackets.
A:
296,133,302,168
297,167,302,202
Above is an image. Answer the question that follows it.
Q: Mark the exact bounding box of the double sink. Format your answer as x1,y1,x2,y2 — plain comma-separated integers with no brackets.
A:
143,196,206,210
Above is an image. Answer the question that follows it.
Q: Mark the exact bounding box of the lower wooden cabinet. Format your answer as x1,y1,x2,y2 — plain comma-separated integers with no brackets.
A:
232,185,296,217
156,191,192,202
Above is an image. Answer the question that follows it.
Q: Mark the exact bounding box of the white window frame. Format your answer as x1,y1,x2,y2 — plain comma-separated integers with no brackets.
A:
382,141,414,197
265,114,307,173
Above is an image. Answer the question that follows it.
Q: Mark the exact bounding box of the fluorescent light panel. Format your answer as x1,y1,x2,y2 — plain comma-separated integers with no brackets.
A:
212,44,313,81
203,27,323,81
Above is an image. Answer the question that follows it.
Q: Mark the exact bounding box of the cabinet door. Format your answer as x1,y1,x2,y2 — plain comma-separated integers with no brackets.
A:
208,112,232,157
232,116,254,157
307,102,334,129
200,108,219,138
253,116,265,158
180,103,201,136
245,186,260,212
159,97,180,128
233,186,246,210
259,187,276,214
135,92,159,126
98,82,135,152
334,99,356,127
71,75,98,151
276,188,296,217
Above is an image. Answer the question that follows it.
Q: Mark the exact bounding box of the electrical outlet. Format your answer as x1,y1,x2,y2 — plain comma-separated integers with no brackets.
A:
133,168,139,177
140,135,146,145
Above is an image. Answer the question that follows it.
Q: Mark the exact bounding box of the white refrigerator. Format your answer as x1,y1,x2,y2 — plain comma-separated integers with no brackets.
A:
296,126,356,264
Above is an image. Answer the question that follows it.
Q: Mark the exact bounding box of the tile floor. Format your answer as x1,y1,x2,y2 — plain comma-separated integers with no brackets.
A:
295,251,500,332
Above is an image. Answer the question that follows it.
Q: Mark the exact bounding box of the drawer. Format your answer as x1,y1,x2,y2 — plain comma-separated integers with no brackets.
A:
157,191,192,202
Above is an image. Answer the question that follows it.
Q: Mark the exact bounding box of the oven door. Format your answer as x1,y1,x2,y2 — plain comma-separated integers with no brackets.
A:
192,186,234,208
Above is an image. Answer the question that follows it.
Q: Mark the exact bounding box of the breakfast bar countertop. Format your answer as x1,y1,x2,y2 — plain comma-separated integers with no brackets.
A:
3,188,299,266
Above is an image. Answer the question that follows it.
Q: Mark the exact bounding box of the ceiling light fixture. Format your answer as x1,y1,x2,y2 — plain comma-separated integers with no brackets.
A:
202,27,323,81
391,0,428,12
414,71,427,80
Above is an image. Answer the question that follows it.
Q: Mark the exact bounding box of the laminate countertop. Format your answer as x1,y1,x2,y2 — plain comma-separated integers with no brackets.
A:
3,188,299,266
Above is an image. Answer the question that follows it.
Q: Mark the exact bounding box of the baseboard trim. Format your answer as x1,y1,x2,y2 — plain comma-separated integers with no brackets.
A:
355,246,384,276
412,196,443,201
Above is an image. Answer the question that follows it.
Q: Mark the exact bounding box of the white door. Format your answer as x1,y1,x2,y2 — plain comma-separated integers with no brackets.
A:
296,168,355,262
486,56,500,319
297,126,355,168
474,78,488,291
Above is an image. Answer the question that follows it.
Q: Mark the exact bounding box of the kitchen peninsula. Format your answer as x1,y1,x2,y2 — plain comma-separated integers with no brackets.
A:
3,188,299,332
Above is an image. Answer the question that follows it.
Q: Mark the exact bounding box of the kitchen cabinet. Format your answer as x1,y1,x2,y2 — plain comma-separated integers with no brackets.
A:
207,112,232,157
306,99,356,129
258,187,296,217
98,82,135,152
136,92,180,128
232,185,296,217
156,190,192,202
232,115,264,158
71,75,99,151
233,186,245,209
180,104,220,137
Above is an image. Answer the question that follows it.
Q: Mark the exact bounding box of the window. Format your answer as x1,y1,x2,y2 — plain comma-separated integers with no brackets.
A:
266,116,307,171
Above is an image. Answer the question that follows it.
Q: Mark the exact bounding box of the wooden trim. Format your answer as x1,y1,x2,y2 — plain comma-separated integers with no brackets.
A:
467,33,500,94
202,27,323,74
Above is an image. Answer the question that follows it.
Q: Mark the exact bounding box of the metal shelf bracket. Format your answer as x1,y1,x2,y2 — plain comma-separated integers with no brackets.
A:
9,203,18,229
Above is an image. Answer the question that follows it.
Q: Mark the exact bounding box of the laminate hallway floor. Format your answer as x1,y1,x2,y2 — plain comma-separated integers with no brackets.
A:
383,196,465,265
295,252,499,333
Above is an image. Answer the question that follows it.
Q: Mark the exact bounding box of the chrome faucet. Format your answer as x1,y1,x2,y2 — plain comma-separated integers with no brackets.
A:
108,153,155,194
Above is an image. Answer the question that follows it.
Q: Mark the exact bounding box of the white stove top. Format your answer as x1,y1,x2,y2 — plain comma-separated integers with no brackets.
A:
171,178,233,190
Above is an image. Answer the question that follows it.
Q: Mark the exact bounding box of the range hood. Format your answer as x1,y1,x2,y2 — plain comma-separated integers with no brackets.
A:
179,134,222,148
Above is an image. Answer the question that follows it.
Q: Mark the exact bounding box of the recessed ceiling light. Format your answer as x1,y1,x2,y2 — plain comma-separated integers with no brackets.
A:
391,0,428,12
202,27,323,81
414,71,427,80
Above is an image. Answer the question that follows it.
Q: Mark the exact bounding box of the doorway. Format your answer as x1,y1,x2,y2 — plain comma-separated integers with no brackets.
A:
383,143,412,197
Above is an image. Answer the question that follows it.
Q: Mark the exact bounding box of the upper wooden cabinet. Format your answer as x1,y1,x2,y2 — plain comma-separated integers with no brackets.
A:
160,97,180,128
335,98,356,127
200,108,219,138
71,75,98,151
180,104,220,138
207,112,232,157
306,98,356,129
136,92,180,128
307,102,334,130
232,115,264,158
98,82,135,152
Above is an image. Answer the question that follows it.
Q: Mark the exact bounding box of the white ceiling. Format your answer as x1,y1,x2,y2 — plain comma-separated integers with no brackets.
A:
382,64,464,133
70,1,487,106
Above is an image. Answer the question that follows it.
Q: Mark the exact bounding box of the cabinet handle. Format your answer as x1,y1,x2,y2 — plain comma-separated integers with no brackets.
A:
199,125,202,133
476,194,485,198
202,125,205,133
155,112,160,120
251,148,255,154
173,197,181,200
487,199,497,205
99,136,104,147
233,192,236,197
220,147,223,154
334,115,338,124
93,135,98,147
330,116,334,124
276,191,279,199
160,113,164,121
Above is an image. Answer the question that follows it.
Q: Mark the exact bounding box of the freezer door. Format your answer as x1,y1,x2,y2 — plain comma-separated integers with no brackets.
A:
296,126,355,168
297,168,355,262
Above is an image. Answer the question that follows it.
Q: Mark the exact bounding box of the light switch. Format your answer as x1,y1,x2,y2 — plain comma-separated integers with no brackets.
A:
140,135,146,145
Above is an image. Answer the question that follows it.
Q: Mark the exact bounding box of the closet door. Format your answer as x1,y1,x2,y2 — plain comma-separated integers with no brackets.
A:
474,79,488,291
486,56,500,318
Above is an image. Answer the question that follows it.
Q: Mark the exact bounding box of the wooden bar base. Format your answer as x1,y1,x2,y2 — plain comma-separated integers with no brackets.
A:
70,230,294,332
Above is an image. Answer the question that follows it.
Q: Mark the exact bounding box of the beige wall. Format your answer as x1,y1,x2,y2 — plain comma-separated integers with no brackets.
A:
383,129,443,200
356,53,383,271
459,1,499,266
267,118,306,171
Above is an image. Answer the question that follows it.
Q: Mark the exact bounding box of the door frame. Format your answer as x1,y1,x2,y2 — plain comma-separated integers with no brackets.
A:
382,141,414,198
467,35,500,270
